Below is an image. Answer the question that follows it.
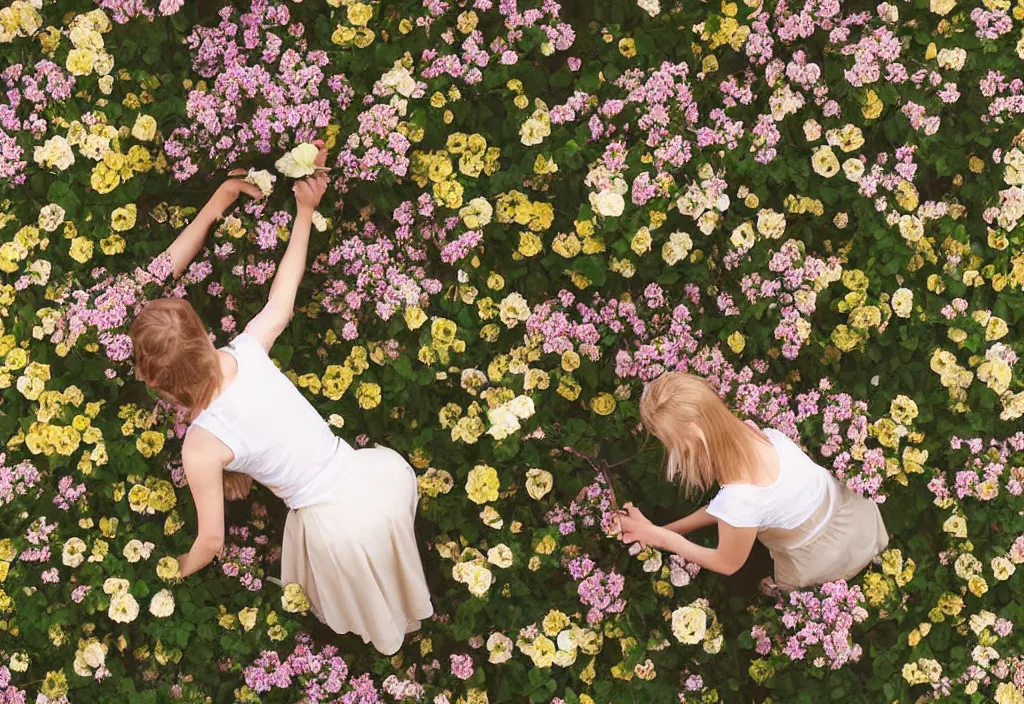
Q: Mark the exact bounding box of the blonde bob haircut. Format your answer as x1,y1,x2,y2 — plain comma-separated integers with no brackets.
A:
130,298,221,419
639,371,767,496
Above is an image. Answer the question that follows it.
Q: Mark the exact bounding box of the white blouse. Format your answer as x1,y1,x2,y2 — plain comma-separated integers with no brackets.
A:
705,428,832,530
189,331,354,510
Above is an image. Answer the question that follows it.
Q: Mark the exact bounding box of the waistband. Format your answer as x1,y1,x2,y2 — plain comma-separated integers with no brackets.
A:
758,478,838,552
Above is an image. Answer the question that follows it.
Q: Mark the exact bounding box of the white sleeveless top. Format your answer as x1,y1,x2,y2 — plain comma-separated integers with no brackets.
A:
189,331,354,510
705,428,832,530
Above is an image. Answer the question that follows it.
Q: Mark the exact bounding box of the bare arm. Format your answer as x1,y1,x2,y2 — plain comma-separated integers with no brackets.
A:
176,430,232,578
163,174,265,279
662,506,717,536
246,142,329,353
619,503,757,576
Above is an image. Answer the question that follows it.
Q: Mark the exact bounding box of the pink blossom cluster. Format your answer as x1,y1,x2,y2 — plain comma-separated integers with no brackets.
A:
927,432,1024,504
165,1,344,179
415,0,572,84
0,453,41,508
0,61,76,184
757,580,869,670
217,503,279,592
92,0,184,24
310,196,456,340
243,636,391,704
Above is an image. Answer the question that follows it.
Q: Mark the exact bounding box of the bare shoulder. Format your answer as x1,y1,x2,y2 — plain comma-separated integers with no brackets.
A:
182,426,233,469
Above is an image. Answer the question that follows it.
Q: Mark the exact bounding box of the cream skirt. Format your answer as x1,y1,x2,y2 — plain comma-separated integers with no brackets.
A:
762,479,889,591
279,446,433,655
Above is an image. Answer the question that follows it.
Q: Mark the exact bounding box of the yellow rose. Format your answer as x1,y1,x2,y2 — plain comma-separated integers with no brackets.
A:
136,430,165,458
69,236,94,264
66,48,95,76
404,306,427,330
355,382,381,410
466,464,500,504
727,332,745,354
281,582,311,613
346,2,373,26
110,204,137,231
525,468,553,500
156,556,180,581
590,393,616,416
518,232,543,257
131,115,157,142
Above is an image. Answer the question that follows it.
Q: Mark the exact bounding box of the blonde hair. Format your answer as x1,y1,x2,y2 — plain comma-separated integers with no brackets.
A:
639,371,766,495
130,298,220,419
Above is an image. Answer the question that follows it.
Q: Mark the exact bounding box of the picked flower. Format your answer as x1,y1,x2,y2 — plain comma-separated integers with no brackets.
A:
245,169,277,196
275,143,326,179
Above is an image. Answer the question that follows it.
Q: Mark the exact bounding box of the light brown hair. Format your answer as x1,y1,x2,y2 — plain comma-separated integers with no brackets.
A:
639,371,766,495
129,298,220,419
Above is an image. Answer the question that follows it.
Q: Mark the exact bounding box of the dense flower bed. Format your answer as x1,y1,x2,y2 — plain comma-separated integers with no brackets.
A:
2,0,1024,702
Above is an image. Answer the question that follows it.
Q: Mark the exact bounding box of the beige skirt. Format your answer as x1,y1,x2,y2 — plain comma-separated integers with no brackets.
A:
280,446,434,655
761,479,889,591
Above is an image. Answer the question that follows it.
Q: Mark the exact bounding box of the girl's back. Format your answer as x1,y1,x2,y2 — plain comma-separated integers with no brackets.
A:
189,331,352,509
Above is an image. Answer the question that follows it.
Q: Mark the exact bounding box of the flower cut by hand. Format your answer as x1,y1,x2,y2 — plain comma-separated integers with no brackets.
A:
275,143,327,179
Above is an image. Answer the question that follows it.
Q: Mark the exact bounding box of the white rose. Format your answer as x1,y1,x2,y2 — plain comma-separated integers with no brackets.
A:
108,592,140,624
487,633,514,664
311,211,328,232
506,395,535,420
486,407,521,441
487,544,514,568
274,143,320,178
525,468,553,500
671,605,708,645
466,564,494,597
590,189,625,217
148,589,175,618
61,537,87,568
245,168,277,196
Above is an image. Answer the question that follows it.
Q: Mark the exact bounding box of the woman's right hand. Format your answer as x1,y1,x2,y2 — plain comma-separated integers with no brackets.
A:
293,140,329,213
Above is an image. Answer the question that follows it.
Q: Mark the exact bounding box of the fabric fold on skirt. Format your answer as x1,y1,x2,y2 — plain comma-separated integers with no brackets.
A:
280,446,434,655
760,478,889,591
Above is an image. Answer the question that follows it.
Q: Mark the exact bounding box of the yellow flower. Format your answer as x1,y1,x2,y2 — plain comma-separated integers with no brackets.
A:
281,582,311,613
518,232,543,257
590,393,616,416
967,575,988,597
66,48,95,76
136,430,165,458
355,382,381,409
100,235,126,255
525,468,553,500
466,464,500,504
69,236,94,264
618,38,636,58
404,306,427,330
431,318,457,347
346,2,373,26
727,332,745,354
131,115,157,142
811,145,840,177
156,556,180,581
542,610,570,636
111,204,137,231
889,394,919,424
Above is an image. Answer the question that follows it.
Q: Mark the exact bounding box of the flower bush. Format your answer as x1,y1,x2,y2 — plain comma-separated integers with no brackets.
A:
3,0,1024,702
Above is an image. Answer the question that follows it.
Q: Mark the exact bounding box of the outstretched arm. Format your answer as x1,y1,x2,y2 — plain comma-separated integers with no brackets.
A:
246,142,329,353
662,506,717,536
619,503,757,576
163,173,266,279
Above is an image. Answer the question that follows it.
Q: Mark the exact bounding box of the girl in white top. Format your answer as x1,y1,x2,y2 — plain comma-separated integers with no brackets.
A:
129,143,432,654
617,371,888,590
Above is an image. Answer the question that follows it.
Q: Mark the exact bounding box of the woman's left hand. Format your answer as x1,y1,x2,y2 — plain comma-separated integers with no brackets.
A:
617,502,657,546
